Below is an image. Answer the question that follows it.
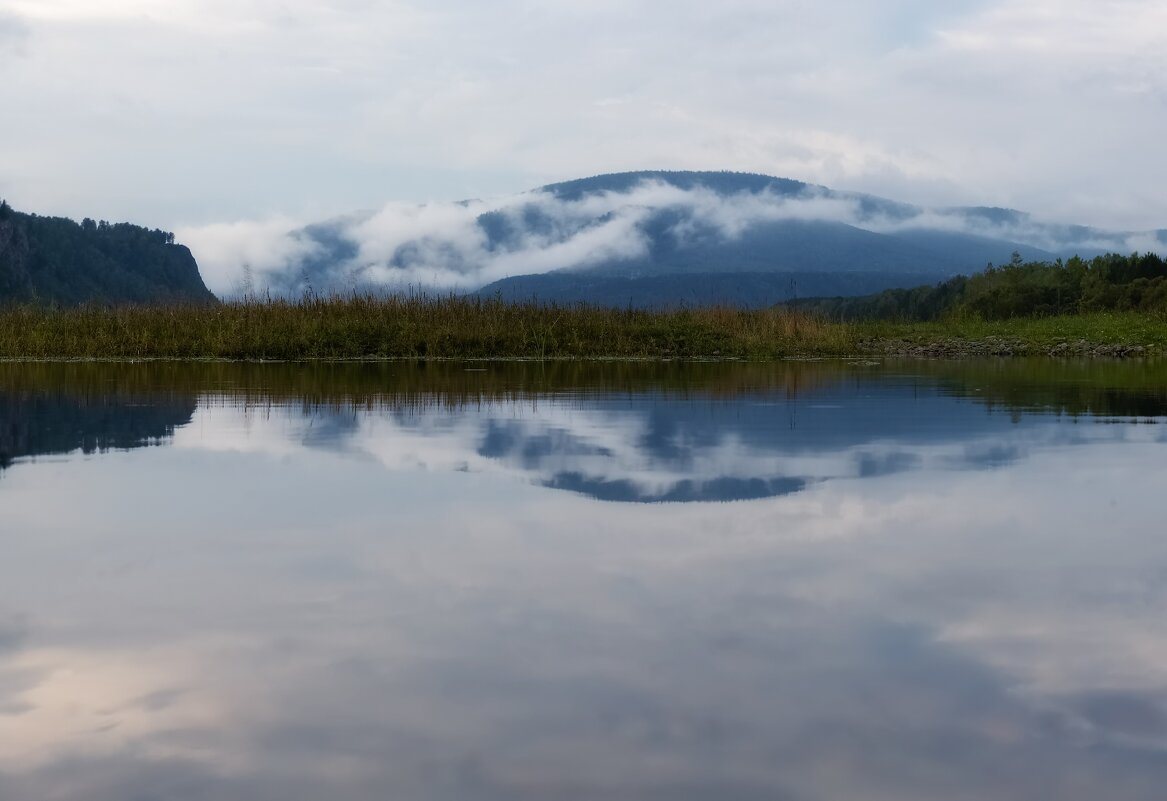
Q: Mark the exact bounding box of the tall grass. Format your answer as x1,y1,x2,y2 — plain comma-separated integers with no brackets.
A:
0,294,854,360
0,295,1163,360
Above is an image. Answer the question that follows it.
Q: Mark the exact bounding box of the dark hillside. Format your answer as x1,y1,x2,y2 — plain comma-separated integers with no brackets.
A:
787,252,1167,321
477,270,934,309
541,170,811,200
0,200,216,306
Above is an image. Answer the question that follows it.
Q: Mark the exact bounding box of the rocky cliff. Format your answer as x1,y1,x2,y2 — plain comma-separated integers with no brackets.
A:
0,200,216,305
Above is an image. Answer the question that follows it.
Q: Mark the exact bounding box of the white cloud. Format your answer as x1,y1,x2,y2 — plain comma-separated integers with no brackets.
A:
173,217,323,296
178,177,1163,296
0,11,29,58
0,0,1164,235
937,0,1167,58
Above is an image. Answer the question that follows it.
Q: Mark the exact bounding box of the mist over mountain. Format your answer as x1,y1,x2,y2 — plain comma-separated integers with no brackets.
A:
187,171,1167,307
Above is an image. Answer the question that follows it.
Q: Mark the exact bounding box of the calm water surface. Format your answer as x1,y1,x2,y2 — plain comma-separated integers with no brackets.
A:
2,359,1166,800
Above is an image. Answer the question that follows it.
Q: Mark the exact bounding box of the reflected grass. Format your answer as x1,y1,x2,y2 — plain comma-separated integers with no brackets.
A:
0,359,853,413
2,358,1166,420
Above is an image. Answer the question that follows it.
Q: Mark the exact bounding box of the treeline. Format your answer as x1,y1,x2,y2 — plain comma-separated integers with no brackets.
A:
0,384,196,471
0,199,216,306
790,252,1167,321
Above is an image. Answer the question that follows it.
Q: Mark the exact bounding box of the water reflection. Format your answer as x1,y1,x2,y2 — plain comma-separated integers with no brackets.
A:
3,359,1166,500
0,376,194,472
1,360,1166,800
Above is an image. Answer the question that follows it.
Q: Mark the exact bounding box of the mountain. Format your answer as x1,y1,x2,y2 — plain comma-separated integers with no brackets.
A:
479,270,934,309
248,171,1167,308
0,200,216,306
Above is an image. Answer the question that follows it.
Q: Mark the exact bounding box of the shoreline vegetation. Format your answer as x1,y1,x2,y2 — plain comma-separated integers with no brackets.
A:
4,360,1166,423
0,294,1164,361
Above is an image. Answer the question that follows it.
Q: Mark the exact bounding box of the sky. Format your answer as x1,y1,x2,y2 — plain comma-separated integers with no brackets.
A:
1,0,1165,262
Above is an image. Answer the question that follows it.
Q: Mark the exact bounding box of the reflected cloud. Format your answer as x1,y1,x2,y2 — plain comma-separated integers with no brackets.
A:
0,617,28,654
1072,691,1167,748
173,383,1162,505
2,419,1167,796
949,442,1024,469
3,361,1167,798
855,450,922,478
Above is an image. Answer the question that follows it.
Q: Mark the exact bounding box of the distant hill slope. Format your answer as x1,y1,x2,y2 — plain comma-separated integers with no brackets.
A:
541,170,813,201
480,270,935,309
472,171,1061,307
482,172,1057,278
0,200,216,306
784,251,1167,321
252,170,1165,308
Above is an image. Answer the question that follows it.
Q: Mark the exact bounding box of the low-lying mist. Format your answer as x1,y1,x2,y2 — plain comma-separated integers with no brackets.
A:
177,176,1167,298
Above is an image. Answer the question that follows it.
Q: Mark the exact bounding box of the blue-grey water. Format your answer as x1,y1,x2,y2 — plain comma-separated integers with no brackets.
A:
1,360,1166,800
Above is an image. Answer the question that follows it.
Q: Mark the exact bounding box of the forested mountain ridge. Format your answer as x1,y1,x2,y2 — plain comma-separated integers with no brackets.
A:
0,200,216,306
785,252,1167,320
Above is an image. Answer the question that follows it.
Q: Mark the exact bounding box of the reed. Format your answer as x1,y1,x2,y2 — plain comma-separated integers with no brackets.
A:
0,295,1162,360
0,294,854,360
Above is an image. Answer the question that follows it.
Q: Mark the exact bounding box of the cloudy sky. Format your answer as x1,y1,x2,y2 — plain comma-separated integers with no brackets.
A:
1,0,1165,238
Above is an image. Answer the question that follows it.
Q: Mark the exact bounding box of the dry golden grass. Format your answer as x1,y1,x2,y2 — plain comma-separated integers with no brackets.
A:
1,295,1162,361
0,294,856,360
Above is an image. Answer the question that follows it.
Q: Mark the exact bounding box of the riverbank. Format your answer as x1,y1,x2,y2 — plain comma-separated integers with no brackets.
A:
857,314,1166,358
0,297,1164,360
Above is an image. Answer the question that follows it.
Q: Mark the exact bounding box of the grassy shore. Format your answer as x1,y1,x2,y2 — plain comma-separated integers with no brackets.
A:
0,295,1164,360
855,312,1167,357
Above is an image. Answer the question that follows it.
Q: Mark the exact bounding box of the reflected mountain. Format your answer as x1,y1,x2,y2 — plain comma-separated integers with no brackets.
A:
6,359,1167,801
0,364,198,473
545,472,808,503
435,387,1007,502
193,360,1167,503
3,359,1165,502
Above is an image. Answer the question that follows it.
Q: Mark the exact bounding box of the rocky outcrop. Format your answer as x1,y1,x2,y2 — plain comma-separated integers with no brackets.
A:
0,200,216,306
